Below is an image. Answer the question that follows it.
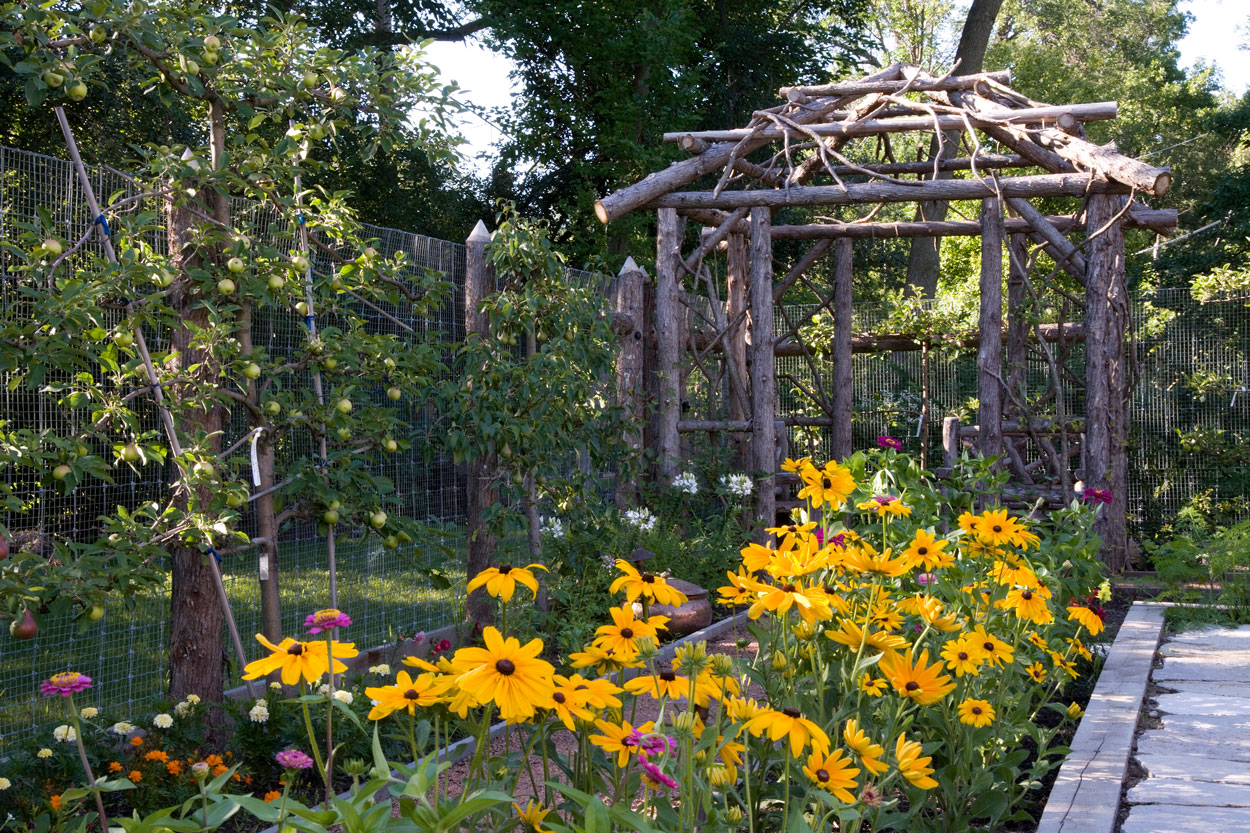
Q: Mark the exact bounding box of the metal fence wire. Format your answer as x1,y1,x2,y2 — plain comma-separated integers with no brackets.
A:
2,143,1247,746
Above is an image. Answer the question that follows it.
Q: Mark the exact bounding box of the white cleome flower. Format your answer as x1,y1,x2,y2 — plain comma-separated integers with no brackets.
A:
152,713,173,729
52,725,76,743
539,517,566,539
333,690,353,705
79,707,98,720
109,722,134,735
367,664,391,675
720,473,753,498
671,471,699,494
623,507,657,532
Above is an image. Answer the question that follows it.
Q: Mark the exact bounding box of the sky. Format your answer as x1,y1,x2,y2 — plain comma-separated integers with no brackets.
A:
425,0,1249,166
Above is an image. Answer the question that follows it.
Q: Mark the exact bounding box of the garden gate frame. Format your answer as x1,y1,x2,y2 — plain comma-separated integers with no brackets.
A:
594,63,1179,570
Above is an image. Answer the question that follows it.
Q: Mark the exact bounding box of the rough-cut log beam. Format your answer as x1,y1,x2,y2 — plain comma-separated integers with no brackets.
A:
778,69,1011,97
957,420,1085,438
678,208,1178,238
679,419,752,433
655,209,683,478
773,239,834,302
749,207,776,539
829,154,1025,176
1007,196,1087,281
595,63,905,223
962,92,1170,195
662,101,1118,145
650,173,1130,210
831,238,853,461
977,197,1005,460
766,322,1085,356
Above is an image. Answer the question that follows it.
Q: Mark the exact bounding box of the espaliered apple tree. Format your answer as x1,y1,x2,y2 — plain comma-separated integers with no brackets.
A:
0,2,455,701
443,204,631,621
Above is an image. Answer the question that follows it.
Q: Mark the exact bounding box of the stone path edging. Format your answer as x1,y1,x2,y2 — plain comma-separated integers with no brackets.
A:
1034,601,1167,833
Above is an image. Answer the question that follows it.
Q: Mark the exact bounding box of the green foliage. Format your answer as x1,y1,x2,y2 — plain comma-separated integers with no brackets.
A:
1145,519,1250,624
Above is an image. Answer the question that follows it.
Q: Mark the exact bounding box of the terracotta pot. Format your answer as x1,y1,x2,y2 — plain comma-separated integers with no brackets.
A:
650,578,712,635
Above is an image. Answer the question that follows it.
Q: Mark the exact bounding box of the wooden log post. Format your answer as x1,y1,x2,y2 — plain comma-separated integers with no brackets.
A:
942,416,962,469
1085,194,1130,569
726,233,751,471
1004,231,1035,483
832,238,854,460
977,197,1004,461
464,220,497,625
655,208,684,479
615,257,646,508
748,207,776,538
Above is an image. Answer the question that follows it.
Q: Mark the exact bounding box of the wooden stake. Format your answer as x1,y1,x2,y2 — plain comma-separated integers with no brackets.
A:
832,238,854,461
615,257,646,507
726,234,751,471
464,220,497,624
655,209,684,478
749,207,776,536
977,197,1004,460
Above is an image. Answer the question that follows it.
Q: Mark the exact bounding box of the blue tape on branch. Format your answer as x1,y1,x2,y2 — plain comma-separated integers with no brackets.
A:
94,213,110,236
297,213,306,225
303,314,314,330
208,546,222,565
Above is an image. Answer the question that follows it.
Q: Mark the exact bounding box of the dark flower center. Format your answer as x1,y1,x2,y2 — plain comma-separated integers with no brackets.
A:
918,547,928,555
642,573,655,583
816,768,830,782
660,671,676,682
403,689,419,700
984,642,995,652
787,525,797,533
781,583,796,593
993,525,1003,533
971,706,982,715
1021,590,1034,600
905,681,920,691
958,652,969,661
782,707,801,718
495,659,516,676
620,627,634,639
287,643,304,656
575,684,588,691
822,477,833,488
499,565,513,574
552,692,566,704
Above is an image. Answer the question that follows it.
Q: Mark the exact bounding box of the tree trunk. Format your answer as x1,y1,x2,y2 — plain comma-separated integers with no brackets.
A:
655,208,683,478
167,198,226,704
977,197,1004,460
831,238,854,460
904,0,1006,296
748,208,776,538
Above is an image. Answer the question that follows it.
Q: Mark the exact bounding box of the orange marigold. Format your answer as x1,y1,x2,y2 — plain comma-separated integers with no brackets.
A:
129,736,143,747
129,770,142,782
263,790,282,802
144,750,169,763
166,760,183,776
108,761,123,773
49,795,62,811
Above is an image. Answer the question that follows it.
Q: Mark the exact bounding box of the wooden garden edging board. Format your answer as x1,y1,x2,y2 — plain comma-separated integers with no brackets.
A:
1034,602,1167,833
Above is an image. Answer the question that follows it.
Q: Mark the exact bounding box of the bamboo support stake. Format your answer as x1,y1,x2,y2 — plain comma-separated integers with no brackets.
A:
977,196,1004,461
831,238,854,461
748,207,776,537
655,209,684,478
53,106,257,699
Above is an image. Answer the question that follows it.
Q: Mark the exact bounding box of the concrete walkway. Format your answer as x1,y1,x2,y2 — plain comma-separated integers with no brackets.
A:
1123,624,1250,833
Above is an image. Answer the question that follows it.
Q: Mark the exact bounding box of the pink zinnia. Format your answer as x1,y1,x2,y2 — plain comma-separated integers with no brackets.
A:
275,749,315,770
916,572,937,585
877,436,902,451
639,758,678,790
1083,489,1113,506
41,672,92,697
304,608,352,634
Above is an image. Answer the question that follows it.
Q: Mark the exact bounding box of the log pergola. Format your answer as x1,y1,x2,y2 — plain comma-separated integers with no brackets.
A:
597,64,1178,569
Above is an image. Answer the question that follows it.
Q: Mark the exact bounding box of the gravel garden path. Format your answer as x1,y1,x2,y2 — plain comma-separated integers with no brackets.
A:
1123,624,1250,833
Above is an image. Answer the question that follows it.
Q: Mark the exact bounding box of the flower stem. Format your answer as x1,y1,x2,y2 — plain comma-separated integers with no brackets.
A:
66,698,110,833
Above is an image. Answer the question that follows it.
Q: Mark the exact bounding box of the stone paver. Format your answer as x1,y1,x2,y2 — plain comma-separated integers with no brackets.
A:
1124,623,1250,833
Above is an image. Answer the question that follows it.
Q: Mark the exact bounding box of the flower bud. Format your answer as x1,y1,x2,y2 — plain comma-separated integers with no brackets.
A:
672,711,698,740
726,806,744,824
342,758,368,777
191,762,210,780
711,654,735,677
771,651,788,671
635,636,660,661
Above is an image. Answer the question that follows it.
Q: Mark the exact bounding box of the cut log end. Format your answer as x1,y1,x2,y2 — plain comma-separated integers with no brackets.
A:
594,200,610,225
1153,171,1172,197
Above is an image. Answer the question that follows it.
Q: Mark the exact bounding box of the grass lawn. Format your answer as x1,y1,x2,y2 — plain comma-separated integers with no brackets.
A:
0,530,463,752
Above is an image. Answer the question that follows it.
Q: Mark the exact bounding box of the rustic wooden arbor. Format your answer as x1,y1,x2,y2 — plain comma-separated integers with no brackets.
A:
596,64,1177,569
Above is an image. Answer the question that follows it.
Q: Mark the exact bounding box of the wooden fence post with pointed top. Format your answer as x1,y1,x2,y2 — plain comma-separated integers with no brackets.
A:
464,219,496,624
656,208,684,479
615,257,646,508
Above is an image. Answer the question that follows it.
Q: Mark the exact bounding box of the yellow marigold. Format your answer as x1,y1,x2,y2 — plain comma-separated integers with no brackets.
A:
802,747,860,802
879,649,956,706
610,560,687,607
957,698,996,727
902,529,952,570
466,563,547,603
843,719,888,775
894,733,938,789
453,627,555,723
1066,605,1105,636
743,706,830,757
166,760,182,776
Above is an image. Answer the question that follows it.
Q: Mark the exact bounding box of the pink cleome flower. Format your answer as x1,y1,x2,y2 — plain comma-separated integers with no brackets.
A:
305,608,352,634
41,672,92,697
275,749,315,770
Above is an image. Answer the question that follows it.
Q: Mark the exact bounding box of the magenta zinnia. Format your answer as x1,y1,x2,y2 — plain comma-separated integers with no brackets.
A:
41,672,92,697
275,749,315,770
305,608,352,634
